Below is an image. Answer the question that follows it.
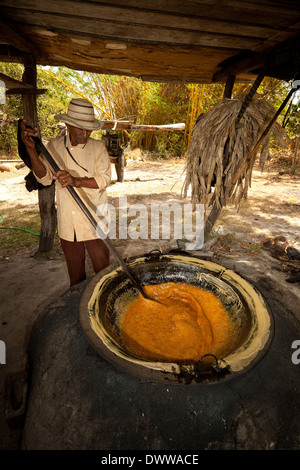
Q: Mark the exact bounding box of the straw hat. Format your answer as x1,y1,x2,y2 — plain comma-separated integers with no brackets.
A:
54,98,102,130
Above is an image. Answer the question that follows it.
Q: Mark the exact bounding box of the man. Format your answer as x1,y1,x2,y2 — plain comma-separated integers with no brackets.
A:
21,98,111,286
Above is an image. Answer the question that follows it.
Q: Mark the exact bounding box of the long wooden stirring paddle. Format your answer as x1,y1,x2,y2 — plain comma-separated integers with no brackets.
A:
32,134,152,300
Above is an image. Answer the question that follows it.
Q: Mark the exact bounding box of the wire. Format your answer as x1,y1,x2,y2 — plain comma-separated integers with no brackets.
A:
0,224,40,236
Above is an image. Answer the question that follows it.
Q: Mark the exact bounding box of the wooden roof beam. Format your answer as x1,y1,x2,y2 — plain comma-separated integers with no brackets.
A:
213,51,267,82
0,72,47,95
0,45,26,64
0,71,32,89
213,34,300,82
0,14,37,54
6,88,47,95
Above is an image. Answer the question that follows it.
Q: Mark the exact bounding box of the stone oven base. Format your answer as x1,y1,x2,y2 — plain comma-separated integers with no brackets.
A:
20,271,300,450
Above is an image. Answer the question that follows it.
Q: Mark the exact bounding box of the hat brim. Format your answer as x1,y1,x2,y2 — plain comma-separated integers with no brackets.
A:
54,113,103,131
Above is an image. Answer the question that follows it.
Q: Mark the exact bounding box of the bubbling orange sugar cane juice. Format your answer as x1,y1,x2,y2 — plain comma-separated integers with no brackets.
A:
119,282,238,362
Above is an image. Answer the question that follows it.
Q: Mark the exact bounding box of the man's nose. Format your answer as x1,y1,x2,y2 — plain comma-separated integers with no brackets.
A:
78,130,89,139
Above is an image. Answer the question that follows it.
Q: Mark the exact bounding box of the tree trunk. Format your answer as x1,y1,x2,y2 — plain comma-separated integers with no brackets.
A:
37,184,56,251
292,137,299,175
22,55,56,252
205,76,235,234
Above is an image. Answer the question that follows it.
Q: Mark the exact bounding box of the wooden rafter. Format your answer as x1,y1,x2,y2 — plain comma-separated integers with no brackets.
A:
0,71,47,95
0,71,32,89
0,15,36,53
214,34,300,82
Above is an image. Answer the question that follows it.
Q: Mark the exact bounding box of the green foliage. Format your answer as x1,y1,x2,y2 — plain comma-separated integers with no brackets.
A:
0,63,24,155
36,66,72,140
0,63,73,156
0,64,296,158
132,82,191,156
282,101,300,138
257,77,299,139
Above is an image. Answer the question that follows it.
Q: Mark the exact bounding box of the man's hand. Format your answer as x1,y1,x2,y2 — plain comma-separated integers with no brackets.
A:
54,171,99,189
19,120,47,179
20,120,39,151
54,170,76,188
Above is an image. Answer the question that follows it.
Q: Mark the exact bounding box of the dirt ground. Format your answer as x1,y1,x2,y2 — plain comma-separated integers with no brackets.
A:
0,150,299,449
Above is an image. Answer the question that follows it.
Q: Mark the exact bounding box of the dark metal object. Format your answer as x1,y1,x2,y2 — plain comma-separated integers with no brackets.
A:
32,135,150,300
103,132,125,182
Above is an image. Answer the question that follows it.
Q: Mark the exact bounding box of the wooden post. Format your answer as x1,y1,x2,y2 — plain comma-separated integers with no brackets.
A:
292,137,299,175
205,75,235,234
22,55,56,252
234,71,265,129
222,75,235,99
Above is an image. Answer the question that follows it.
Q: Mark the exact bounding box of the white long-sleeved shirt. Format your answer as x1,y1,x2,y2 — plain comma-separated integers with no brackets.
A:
34,133,111,241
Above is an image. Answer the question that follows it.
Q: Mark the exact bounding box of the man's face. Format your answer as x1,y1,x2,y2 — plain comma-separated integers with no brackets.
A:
66,124,92,146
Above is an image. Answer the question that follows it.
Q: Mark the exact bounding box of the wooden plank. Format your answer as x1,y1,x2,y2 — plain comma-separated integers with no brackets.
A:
101,121,133,130
138,76,211,83
7,88,47,95
130,123,185,130
0,16,36,53
0,1,291,39
89,1,300,32
3,0,300,22
4,10,263,49
96,0,300,15
222,75,235,98
221,0,300,15
0,72,33,89
214,52,267,81
0,69,47,95
0,35,236,83
214,33,300,81
101,121,185,130
0,26,257,84
0,45,26,63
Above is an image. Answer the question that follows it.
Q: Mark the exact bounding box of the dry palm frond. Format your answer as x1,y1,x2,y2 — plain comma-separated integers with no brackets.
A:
182,98,289,211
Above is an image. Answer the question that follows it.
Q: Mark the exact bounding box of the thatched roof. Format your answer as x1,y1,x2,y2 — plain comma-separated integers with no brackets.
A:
182,98,289,211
